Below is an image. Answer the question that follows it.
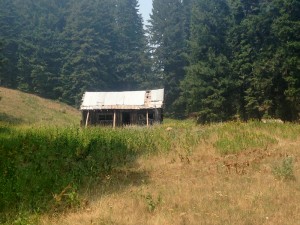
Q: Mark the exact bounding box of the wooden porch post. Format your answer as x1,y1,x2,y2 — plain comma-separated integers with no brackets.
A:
85,110,90,128
113,110,116,128
146,110,149,127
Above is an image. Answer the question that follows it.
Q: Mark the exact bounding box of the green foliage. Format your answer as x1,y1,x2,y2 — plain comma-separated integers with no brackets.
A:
177,0,300,122
179,0,234,123
213,122,277,155
228,0,300,121
148,0,188,113
0,122,202,223
0,0,19,88
141,193,162,212
6,212,39,225
114,0,151,90
273,157,295,181
0,0,149,106
0,126,129,221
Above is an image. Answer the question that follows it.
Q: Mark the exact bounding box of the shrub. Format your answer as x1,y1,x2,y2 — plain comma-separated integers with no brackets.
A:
273,157,295,181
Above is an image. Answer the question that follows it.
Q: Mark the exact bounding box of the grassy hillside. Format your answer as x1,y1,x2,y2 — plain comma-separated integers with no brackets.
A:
1,120,299,225
0,87,80,125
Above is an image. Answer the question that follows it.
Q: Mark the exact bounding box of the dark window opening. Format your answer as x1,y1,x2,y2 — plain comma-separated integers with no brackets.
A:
149,113,154,119
122,112,130,125
99,114,113,121
138,114,145,120
138,113,154,120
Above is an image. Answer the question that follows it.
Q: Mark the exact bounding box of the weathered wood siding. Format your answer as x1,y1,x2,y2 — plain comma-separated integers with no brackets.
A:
81,109,163,127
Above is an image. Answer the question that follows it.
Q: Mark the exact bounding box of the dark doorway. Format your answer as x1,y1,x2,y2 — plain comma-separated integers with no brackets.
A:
122,112,130,125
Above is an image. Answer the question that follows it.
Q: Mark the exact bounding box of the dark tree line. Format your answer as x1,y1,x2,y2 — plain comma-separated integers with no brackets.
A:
0,0,150,105
0,0,299,121
148,0,300,122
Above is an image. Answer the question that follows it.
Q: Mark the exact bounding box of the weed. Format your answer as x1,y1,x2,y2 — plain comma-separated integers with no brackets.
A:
142,193,162,212
52,184,81,210
273,157,296,181
2,212,39,225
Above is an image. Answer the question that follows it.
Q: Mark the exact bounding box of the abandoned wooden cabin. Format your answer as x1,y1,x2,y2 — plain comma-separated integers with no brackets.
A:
80,89,164,127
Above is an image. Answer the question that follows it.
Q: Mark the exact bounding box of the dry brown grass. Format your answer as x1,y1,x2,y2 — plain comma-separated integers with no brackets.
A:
40,131,300,225
0,87,80,125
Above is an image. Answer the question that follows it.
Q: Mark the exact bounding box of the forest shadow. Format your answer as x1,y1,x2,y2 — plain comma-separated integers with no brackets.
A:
0,128,151,223
50,162,150,214
0,112,23,125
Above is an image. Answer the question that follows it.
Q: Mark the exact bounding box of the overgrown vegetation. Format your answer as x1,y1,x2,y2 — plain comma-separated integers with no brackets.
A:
213,122,278,155
1,120,299,224
0,120,202,223
273,157,296,181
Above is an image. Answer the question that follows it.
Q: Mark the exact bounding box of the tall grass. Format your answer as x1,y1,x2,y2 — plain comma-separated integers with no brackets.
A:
1,120,299,224
39,121,300,225
0,121,202,223
213,122,278,155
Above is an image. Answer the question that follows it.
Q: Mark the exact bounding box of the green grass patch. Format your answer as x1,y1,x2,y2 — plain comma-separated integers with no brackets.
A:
273,157,296,181
213,122,278,155
253,122,300,140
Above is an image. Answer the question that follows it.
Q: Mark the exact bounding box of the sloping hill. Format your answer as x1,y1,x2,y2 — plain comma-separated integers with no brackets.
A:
0,87,80,125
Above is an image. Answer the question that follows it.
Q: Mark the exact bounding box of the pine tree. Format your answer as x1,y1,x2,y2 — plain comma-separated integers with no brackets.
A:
148,0,187,114
265,0,299,120
59,0,112,105
180,0,234,123
0,0,20,87
228,0,271,120
11,0,66,97
228,0,300,121
182,0,193,41
114,0,150,90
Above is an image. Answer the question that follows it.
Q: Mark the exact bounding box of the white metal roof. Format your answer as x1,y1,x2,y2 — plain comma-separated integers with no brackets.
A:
80,89,164,110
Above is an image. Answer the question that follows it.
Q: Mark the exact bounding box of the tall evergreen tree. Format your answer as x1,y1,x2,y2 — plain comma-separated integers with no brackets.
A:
148,0,187,114
271,0,300,120
12,0,67,97
59,0,114,105
180,0,234,123
114,0,150,90
228,0,270,120
182,0,193,41
0,0,20,87
228,0,300,121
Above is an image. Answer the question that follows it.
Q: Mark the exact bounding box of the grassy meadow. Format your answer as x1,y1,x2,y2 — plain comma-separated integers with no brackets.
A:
1,120,300,225
1,88,300,225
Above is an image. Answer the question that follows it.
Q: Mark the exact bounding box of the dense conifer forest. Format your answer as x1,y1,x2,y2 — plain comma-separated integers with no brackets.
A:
0,0,299,122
